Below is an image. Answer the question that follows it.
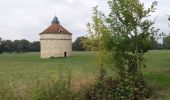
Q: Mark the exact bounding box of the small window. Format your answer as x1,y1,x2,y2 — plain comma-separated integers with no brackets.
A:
59,28,63,34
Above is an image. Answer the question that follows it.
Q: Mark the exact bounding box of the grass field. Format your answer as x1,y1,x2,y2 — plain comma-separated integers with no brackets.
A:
143,50,170,99
0,51,170,100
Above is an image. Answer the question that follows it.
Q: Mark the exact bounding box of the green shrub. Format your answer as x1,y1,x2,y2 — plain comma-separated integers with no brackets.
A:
86,75,151,100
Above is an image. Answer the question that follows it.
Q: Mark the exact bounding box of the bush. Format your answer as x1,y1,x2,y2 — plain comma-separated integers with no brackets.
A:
86,75,151,100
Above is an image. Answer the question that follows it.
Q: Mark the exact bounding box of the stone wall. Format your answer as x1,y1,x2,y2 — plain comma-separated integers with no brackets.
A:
40,34,72,58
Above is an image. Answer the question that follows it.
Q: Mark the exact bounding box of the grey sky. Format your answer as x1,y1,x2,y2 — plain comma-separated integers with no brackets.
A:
0,0,169,42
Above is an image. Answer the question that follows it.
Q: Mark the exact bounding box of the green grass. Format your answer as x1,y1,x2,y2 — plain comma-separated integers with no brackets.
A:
0,52,98,86
143,50,170,100
0,51,170,99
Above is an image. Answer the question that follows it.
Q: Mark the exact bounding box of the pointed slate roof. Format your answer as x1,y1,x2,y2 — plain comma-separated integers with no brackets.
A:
40,16,72,35
52,16,60,24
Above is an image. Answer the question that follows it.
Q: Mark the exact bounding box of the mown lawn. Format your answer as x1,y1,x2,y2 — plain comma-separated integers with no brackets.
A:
0,51,169,100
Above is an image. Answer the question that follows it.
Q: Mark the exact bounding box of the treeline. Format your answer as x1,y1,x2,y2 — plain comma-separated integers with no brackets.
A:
163,35,170,49
72,36,86,51
72,36,170,51
0,36,86,54
151,35,170,50
1,35,170,54
0,38,40,54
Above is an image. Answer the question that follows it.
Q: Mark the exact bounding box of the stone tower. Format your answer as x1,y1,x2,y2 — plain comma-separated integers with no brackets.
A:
40,16,72,58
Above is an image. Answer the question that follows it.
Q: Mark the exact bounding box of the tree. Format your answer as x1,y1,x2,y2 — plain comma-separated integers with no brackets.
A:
163,16,170,49
0,38,40,53
0,38,3,54
13,40,23,53
72,37,86,51
83,0,159,99
29,41,40,52
13,39,30,53
20,39,30,52
1,40,14,53
150,38,163,50
163,35,170,49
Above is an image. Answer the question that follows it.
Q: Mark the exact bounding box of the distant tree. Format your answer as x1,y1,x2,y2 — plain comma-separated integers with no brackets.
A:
156,43,164,49
163,16,170,49
1,40,14,53
72,37,86,51
13,39,30,52
163,35,170,49
0,38,40,53
20,39,30,52
13,40,23,53
0,38,3,54
149,38,163,50
29,41,40,52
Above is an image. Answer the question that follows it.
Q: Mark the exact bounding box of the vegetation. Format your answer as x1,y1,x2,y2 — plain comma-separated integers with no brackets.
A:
72,36,86,51
82,0,162,99
0,38,40,53
0,38,3,54
163,35,170,49
162,16,170,49
0,0,170,100
0,36,86,54
0,51,169,99
0,52,96,100
0,36,169,55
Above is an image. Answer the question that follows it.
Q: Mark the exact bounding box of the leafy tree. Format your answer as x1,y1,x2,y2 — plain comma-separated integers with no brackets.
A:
13,39,30,53
83,0,160,99
0,38,3,54
20,39,30,52
163,17,170,49
163,35,170,49
153,42,163,49
0,38,40,53
163,16,170,49
150,38,163,50
72,37,86,51
13,40,23,53
1,40,14,53
29,41,40,52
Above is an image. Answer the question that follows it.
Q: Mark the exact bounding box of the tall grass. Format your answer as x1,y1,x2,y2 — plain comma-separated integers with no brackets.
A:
0,64,89,100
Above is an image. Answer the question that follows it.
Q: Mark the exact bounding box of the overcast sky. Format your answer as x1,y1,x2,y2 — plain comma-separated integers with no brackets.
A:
0,0,169,42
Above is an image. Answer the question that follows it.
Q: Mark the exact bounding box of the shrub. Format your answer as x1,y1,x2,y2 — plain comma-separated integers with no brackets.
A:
86,75,151,100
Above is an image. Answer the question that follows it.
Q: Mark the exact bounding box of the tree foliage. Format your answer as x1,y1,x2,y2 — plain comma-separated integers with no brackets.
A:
163,35,170,49
1,40,14,53
0,38,3,54
84,0,159,75
0,38,40,53
83,0,160,99
163,17,170,49
72,36,86,51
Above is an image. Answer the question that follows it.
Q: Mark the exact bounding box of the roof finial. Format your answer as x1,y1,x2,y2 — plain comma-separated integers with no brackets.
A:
52,16,60,24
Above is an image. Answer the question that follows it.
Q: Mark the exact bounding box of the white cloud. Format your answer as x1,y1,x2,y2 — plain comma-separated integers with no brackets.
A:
0,0,169,42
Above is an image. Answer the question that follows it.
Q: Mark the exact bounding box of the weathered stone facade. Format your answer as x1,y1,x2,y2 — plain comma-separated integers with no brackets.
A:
40,17,72,58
